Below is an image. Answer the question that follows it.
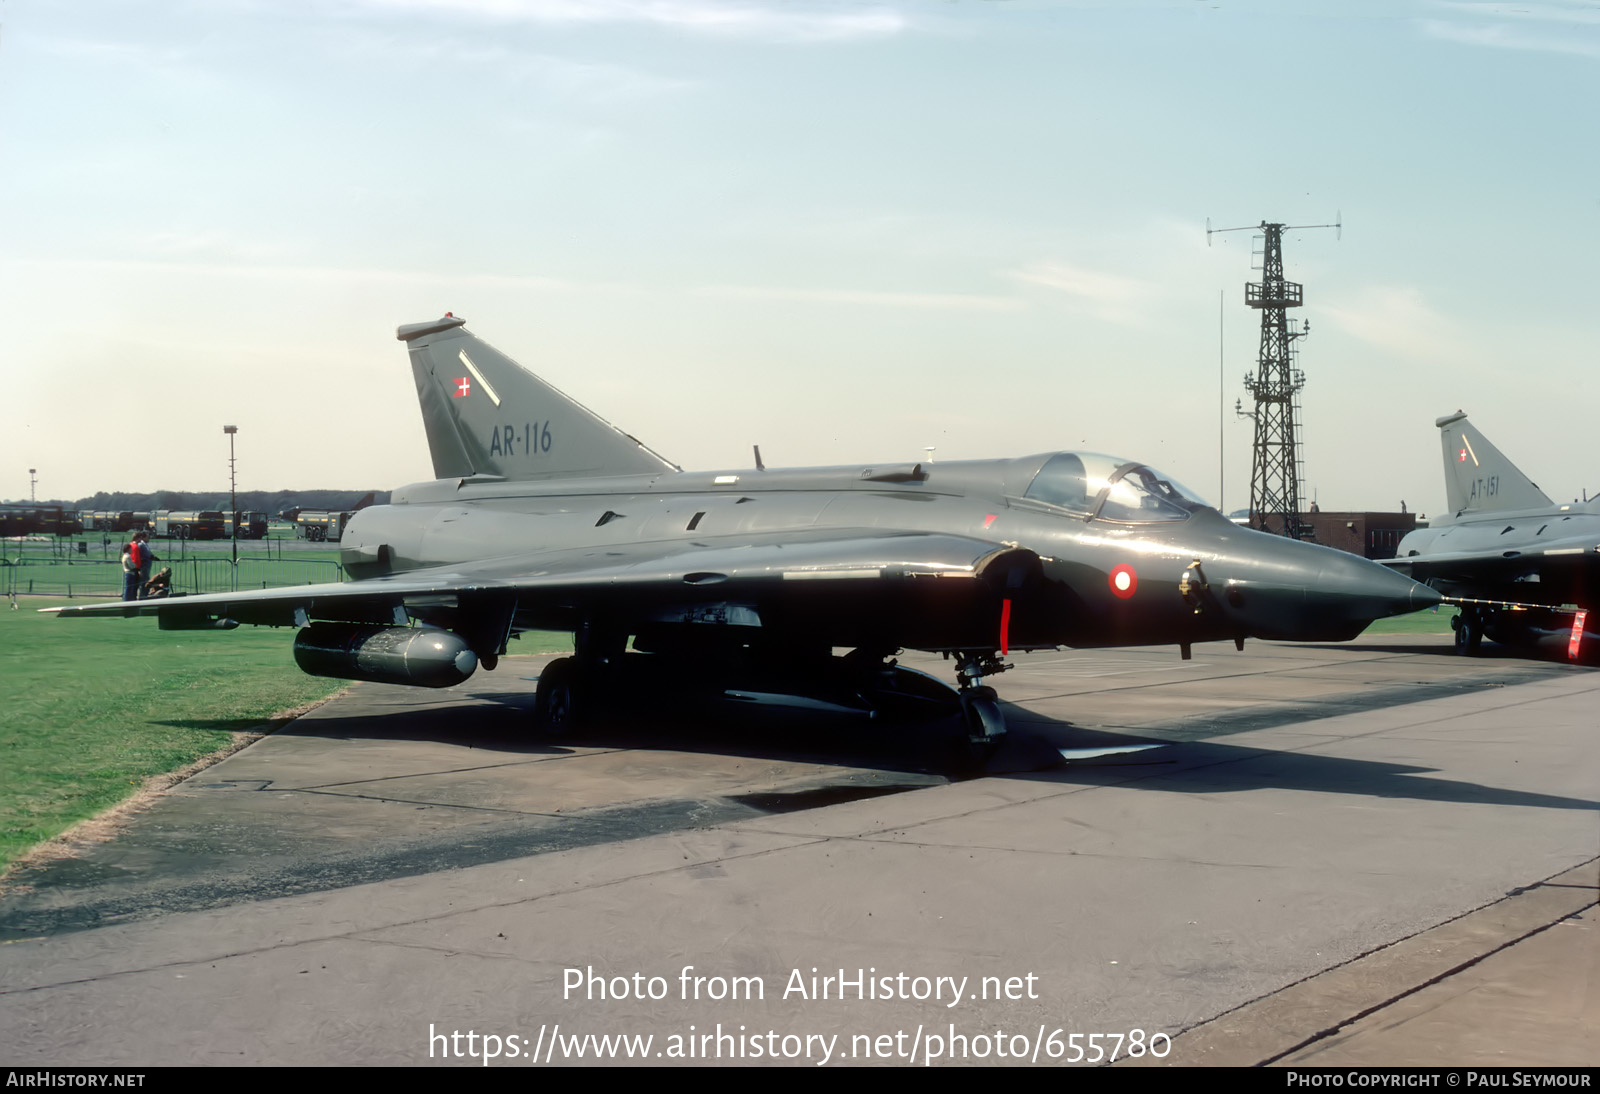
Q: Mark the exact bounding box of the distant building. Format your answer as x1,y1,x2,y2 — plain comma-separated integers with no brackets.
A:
1297,511,1417,560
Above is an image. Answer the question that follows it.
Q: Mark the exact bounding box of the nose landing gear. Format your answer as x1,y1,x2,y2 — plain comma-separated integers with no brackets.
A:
950,650,1012,771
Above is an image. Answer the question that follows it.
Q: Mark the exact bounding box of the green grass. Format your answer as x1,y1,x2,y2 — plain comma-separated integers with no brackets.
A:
0,599,573,870
1363,604,1458,635
512,632,576,655
0,599,345,869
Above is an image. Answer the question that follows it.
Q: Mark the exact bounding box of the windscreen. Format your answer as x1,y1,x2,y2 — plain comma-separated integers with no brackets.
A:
1024,452,1208,523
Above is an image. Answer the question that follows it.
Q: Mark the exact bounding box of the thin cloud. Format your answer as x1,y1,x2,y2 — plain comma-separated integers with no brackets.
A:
346,0,910,43
28,35,185,65
3,257,1020,312
1421,19,1600,57
1317,285,1476,364
0,256,603,293
692,284,1024,312
1420,2,1600,59
1010,260,1152,323
23,33,223,90
330,33,696,101
1428,2,1600,28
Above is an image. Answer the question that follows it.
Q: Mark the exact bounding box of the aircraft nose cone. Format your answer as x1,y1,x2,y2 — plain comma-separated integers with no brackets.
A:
1307,549,1442,626
1221,536,1442,641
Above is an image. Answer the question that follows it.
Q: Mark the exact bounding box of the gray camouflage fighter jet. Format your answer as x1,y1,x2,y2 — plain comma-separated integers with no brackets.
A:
51,315,1439,761
1386,412,1600,661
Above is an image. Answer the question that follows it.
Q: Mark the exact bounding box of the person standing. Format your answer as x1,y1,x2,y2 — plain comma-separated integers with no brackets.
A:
134,532,157,599
121,537,140,601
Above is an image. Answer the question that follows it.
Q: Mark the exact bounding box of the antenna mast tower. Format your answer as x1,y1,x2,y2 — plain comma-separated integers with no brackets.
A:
1208,216,1339,538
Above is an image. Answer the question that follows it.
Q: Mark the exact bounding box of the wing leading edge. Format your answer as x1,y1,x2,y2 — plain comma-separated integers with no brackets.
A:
1382,531,1600,594
46,530,1036,637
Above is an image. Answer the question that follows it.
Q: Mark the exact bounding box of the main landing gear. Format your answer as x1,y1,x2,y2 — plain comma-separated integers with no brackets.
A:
533,622,627,736
530,633,1016,776
533,656,584,735
1452,608,1484,655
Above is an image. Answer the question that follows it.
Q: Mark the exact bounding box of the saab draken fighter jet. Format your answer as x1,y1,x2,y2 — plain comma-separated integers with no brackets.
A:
1386,412,1599,661
52,315,1439,762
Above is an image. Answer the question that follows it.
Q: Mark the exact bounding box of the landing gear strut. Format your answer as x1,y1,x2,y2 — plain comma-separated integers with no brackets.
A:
950,650,1011,771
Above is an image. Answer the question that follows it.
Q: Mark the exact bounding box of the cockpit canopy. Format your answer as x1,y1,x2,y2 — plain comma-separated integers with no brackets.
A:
1021,452,1210,523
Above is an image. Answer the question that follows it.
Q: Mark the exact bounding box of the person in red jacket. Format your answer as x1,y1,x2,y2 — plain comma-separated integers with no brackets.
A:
121,537,141,601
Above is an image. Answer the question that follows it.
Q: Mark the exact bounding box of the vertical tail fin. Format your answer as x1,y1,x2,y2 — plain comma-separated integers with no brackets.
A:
397,315,678,482
1436,411,1550,515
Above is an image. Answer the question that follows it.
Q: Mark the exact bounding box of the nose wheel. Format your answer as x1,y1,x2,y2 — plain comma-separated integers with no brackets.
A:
948,650,1011,772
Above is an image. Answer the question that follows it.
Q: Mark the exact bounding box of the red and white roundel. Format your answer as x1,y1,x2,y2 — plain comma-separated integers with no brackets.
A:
1108,564,1138,599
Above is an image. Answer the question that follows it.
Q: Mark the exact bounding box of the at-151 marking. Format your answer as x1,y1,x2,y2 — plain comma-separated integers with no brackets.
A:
1467,474,1499,503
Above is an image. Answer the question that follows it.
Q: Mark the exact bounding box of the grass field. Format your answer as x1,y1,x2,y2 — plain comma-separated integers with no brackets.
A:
0,599,346,870
1363,604,1457,635
0,599,575,872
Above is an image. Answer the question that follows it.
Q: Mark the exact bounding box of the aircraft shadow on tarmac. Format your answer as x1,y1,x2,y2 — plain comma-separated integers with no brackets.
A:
235,682,1598,816
258,687,991,777
1299,640,1600,666
11,685,1588,942
1002,729,1599,814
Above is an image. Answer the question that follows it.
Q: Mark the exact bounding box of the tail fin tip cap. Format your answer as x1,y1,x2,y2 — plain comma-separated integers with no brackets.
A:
1435,410,1468,428
397,315,468,342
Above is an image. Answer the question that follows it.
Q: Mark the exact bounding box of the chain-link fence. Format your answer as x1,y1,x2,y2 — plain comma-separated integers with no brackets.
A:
2,539,343,599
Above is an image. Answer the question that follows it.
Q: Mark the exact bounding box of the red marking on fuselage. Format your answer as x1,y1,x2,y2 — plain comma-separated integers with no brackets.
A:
983,514,998,530
1109,563,1137,600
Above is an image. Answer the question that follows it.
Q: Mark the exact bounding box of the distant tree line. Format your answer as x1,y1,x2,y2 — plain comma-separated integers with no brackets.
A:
42,489,390,514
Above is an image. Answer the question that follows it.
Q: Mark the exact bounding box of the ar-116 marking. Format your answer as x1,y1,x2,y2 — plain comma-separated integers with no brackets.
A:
489,421,552,458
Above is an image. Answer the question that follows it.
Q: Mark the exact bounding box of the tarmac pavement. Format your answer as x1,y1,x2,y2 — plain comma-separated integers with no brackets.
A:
0,634,1594,1067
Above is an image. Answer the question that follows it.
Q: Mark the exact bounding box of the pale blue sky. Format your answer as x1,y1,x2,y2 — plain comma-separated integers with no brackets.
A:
4,0,1597,519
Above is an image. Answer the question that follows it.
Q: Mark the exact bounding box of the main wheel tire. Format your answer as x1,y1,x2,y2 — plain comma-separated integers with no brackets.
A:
534,656,584,736
1454,614,1483,655
949,687,1004,773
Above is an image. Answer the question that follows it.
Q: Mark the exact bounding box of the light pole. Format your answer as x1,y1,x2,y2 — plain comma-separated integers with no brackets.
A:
28,469,36,504
223,426,238,570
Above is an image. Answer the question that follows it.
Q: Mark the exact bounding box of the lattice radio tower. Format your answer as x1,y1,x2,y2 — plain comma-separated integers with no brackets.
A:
1208,216,1339,538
